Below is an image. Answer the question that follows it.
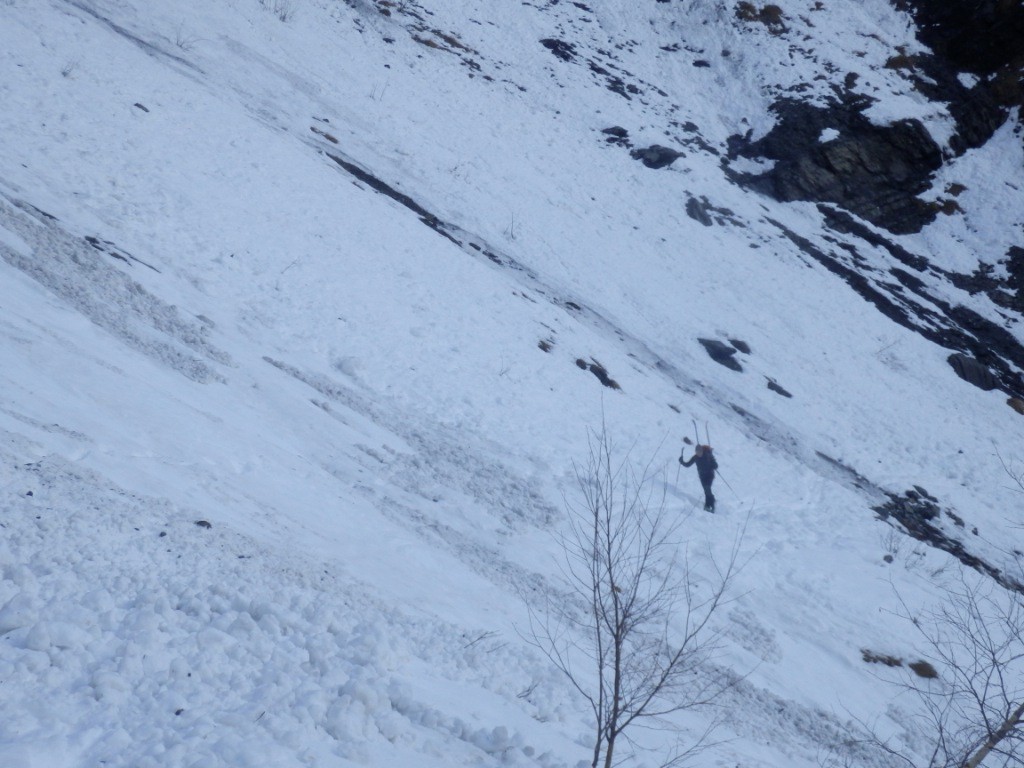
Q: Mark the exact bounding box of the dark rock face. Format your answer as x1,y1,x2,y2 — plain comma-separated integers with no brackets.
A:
698,338,742,371
894,0,1024,77
875,488,1024,594
575,358,621,390
631,144,683,169
948,248,1024,314
895,0,1023,146
948,353,1000,391
728,98,943,234
540,38,576,62
601,126,630,147
727,1,1024,232
765,211,1024,398
1007,247,1024,301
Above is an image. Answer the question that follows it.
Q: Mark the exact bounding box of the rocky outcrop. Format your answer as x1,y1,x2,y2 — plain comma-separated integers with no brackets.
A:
726,1,1023,233
894,0,1024,79
895,0,1024,148
948,353,1000,391
631,144,683,169
698,338,743,371
727,98,943,234
875,487,1024,595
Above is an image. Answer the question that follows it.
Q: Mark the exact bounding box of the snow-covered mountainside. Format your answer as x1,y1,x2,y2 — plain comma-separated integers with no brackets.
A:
1,1,1022,766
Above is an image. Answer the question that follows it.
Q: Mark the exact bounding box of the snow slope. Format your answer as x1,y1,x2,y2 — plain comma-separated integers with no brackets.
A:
1,0,1022,766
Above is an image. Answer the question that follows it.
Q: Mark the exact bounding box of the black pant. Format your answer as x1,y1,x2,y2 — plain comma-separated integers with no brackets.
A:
700,479,715,511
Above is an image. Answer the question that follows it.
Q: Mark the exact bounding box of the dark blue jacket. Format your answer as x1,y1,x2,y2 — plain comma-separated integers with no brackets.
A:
680,450,717,484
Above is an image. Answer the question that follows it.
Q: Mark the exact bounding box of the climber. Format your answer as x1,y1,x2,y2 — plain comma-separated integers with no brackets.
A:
680,444,718,512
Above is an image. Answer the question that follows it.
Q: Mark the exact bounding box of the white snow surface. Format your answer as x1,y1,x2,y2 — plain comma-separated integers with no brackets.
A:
0,0,1022,766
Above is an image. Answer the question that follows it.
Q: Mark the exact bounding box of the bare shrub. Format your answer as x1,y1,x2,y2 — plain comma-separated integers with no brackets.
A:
523,424,744,768
867,573,1024,768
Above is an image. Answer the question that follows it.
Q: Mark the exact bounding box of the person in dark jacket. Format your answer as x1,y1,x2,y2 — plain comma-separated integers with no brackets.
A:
680,444,718,512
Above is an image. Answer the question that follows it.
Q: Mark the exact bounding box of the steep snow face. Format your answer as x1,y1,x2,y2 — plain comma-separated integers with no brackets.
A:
1,1,1023,767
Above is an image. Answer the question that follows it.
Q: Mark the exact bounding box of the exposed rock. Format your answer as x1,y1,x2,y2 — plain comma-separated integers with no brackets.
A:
894,1,1023,147
948,353,999,391
601,126,631,147
727,98,943,234
889,51,1010,154
894,0,1024,78
875,489,1024,594
949,258,1024,314
768,213,1024,398
735,2,788,35
631,144,683,169
1006,246,1024,301
685,196,714,226
726,0,1018,231
684,195,740,227
539,38,576,62
908,660,938,679
698,338,742,371
575,358,621,389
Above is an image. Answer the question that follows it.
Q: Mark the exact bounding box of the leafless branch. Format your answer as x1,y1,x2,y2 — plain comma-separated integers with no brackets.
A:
522,421,745,768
